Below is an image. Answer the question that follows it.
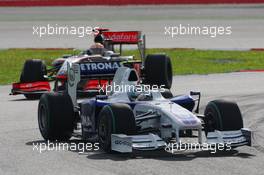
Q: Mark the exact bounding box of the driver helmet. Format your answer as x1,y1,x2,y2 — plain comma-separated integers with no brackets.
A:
94,34,104,45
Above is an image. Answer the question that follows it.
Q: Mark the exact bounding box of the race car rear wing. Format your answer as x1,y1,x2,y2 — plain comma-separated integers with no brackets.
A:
101,30,146,63
103,31,141,44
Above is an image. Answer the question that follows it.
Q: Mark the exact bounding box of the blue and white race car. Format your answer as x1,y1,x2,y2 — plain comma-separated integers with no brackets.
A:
37,63,252,153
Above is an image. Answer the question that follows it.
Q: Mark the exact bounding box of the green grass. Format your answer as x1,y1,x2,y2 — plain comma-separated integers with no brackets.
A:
125,48,264,75
0,49,75,85
1,48,264,85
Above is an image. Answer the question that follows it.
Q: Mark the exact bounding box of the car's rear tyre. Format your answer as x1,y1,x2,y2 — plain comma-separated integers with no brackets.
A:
204,100,243,135
98,103,136,153
144,54,172,89
161,89,173,99
38,93,75,141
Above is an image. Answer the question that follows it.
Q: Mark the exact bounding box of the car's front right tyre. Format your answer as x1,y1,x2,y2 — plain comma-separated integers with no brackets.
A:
204,100,243,135
20,59,47,99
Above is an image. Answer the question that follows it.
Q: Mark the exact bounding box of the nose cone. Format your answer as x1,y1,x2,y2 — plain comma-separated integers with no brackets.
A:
160,102,202,129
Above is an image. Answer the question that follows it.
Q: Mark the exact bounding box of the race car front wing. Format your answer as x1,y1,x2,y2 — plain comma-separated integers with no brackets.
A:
111,128,252,153
10,81,51,95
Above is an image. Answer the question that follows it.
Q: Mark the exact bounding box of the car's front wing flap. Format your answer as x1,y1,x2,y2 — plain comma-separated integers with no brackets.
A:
10,81,51,95
206,128,252,147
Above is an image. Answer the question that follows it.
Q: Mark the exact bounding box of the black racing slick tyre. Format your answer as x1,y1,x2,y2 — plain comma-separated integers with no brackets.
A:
161,89,173,99
144,54,172,89
20,59,47,83
98,103,136,153
38,93,75,141
20,59,47,99
204,100,243,135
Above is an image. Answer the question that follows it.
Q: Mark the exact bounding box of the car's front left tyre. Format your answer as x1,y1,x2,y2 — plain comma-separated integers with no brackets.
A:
98,103,136,153
38,93,75,141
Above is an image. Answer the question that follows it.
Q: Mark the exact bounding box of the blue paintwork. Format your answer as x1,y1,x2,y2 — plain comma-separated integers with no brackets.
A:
81,94,195,112
170,95,195,111
79,61,121,75
95,99,137,109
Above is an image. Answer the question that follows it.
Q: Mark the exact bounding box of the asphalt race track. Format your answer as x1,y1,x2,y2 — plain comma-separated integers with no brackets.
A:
0,4,264,49
1,72,264,175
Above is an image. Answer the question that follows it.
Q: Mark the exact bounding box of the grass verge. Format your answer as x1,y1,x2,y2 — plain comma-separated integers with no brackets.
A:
0,48,264,85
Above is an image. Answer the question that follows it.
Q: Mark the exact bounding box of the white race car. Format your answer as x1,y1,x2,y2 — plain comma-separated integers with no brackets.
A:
37,63,252,153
